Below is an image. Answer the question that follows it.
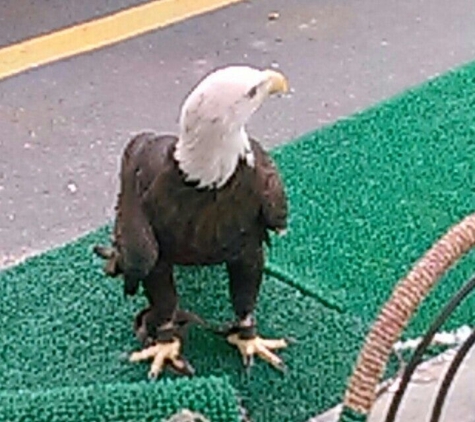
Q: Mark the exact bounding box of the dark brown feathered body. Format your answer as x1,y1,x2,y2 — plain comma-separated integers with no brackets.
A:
113,131,286,285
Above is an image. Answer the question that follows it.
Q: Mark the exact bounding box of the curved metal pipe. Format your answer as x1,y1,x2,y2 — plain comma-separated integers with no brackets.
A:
384,274,475,422
429,328,475,422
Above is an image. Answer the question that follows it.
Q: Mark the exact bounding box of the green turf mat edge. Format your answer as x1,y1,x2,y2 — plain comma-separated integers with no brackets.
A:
0,376,241,422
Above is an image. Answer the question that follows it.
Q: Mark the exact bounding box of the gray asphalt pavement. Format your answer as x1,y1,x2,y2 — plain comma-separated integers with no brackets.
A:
0,0,149,47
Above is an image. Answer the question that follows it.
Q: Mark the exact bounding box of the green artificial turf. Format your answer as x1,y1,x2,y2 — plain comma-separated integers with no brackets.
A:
2,60,475,422
0,377,239,422
0,226,365,422
338,408,367,422
269,60,475,337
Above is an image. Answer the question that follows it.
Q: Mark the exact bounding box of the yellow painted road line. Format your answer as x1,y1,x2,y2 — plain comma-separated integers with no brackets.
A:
0,0,244,82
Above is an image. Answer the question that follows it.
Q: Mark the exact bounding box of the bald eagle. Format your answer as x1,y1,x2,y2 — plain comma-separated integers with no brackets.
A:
94,65,290,378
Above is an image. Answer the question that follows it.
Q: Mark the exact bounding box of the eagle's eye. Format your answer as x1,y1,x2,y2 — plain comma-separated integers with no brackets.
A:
247,85,258,99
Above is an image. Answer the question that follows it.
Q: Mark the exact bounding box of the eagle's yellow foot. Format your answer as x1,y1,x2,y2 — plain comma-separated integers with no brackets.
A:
227,333,288,371
129,338,194,379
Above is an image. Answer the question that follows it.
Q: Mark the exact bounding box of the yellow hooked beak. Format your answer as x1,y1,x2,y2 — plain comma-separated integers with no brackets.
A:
262,69,289,95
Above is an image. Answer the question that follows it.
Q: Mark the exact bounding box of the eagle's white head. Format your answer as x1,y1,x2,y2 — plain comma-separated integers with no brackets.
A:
174,65,289,189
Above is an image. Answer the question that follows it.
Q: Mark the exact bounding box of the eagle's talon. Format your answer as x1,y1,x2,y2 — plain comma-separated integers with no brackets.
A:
168,356,196,377
129,337,193,378
147,370,158,381
118,351,132,362
227,333,288,372
93,245,121,276
243,353,254,369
